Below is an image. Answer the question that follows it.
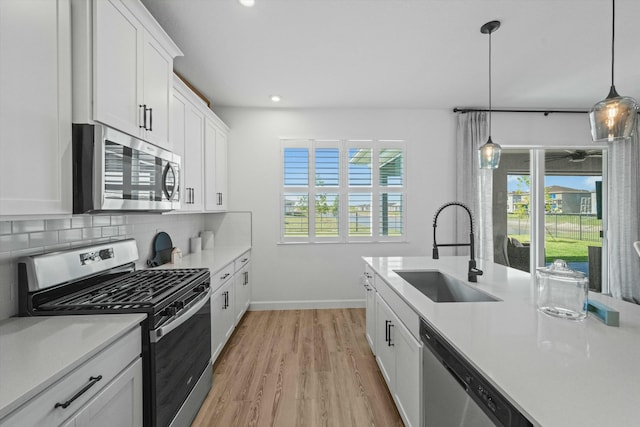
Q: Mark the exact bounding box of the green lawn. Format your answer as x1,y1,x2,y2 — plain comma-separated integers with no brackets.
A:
284,215,402,237
509,234,601,262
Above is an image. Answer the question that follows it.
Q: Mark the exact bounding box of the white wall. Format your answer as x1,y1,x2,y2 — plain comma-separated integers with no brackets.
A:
492,111,602,148
217,108,457,309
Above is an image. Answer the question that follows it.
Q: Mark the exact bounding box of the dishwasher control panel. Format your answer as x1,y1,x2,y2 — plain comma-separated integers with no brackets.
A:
420,319,533,427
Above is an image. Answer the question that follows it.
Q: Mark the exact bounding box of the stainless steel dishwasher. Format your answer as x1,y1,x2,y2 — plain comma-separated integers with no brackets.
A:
420,319,532,427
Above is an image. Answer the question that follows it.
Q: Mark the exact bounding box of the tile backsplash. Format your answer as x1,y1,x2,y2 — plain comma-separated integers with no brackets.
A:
0,212,251,321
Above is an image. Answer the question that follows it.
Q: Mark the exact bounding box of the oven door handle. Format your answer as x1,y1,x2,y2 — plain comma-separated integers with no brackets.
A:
151,288,211,343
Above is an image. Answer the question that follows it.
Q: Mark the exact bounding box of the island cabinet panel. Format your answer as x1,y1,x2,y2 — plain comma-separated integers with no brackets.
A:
393,319,422,427
362,264,377,354
368,263,422,427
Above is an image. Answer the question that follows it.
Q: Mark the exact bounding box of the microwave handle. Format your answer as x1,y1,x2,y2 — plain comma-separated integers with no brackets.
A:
162,162,179,201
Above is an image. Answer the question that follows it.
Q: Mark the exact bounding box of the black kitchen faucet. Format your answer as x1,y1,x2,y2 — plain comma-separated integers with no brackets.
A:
432,201,483,282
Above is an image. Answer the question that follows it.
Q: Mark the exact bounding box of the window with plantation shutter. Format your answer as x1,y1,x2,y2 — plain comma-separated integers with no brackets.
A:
281,139,405,243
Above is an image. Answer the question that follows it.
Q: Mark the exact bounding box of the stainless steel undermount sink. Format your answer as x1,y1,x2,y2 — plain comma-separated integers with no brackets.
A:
394,270,500,303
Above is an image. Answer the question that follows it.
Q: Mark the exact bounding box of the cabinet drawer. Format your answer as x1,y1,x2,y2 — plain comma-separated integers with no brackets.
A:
234,251,251,272
210,263,234,291
1,328,141,427
375,275,420,341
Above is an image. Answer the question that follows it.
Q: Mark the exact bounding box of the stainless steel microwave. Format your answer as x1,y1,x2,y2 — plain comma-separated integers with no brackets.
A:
73,124,180,213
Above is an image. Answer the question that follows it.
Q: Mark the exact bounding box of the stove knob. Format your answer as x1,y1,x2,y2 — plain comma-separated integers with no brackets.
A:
174,301,185,311
194,284,207,293
165,306,177,317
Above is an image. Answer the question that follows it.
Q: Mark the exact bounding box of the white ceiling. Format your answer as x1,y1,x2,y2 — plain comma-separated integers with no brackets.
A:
141,0,640,110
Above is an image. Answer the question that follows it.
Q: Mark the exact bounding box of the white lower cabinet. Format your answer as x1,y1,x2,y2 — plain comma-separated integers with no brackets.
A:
363,267,376,355
374,283,422,427
0,328,142,427
210,276,234,363
234,262,251,324
61,358,143,427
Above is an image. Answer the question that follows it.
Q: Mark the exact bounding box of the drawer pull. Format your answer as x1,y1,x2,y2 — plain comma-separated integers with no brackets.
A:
54,375,102,409
220,273,230,280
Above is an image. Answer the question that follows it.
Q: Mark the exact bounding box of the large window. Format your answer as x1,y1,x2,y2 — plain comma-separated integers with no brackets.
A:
281,139,405,243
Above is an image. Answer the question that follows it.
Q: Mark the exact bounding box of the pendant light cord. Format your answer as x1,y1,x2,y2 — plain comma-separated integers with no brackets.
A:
611,0,615,87
488,30,493,137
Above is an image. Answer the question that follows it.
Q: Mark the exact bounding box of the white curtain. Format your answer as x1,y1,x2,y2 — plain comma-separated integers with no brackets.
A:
455,112,494,262
607,122,640,302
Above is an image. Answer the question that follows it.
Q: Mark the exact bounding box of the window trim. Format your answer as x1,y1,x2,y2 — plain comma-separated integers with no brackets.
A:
280,139,406,244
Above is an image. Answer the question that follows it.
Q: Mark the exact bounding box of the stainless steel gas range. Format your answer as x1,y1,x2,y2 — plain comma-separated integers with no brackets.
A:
18,239,211,427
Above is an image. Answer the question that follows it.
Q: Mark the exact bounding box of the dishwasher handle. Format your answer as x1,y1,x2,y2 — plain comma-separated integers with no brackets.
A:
443,360,468,391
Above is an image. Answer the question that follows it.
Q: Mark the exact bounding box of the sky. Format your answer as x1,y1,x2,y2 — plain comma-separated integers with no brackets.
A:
507,175,601,193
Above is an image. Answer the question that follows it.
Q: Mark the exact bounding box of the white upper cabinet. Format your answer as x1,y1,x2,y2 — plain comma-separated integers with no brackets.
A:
173,76,207,212
0,0,72,217
73,0,182,150
204,116,229,212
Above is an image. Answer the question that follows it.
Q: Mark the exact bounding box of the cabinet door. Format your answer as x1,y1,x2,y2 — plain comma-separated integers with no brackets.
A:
234,264,250,324
203,119,217,211
210,285,227,363
0,0,72,216
393,318,422,427
93,0,142,138
204,119,229,212
375,293,396,390
182,104,204,211
141,32,172,149
72,358,143,427
365,281,376,355
221,280,235,341
214,127,228,210
211,279,235,363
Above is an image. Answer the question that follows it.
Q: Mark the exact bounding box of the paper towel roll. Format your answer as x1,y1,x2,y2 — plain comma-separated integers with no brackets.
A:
190,237,202,253
200,231,214,250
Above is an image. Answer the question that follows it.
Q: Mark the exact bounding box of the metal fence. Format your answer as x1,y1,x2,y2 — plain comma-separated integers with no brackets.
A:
508,213,602,242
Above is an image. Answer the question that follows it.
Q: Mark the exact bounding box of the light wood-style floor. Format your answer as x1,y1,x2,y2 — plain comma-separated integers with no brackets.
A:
192,309,403,427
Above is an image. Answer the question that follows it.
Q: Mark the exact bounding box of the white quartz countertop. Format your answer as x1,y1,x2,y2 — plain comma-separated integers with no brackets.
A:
0,313,145,420
364,256,640,427
154,245,251,274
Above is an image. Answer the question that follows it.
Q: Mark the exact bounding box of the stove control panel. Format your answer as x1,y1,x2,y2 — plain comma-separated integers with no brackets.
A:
79,248,114,265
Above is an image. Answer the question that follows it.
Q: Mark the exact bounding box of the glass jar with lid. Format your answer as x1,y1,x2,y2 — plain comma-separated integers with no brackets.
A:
536,259,589,320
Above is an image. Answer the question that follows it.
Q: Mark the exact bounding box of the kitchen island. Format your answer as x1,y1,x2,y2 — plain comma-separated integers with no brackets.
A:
365,256,640,427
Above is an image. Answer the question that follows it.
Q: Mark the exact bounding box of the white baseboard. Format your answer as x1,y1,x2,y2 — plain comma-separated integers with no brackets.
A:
249,299,365,311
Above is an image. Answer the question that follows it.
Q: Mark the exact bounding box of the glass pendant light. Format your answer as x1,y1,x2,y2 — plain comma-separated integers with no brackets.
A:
589,0,638,142
478,21,502,169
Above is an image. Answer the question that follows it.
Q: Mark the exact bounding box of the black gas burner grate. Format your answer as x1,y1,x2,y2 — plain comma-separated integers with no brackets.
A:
39,268,207,310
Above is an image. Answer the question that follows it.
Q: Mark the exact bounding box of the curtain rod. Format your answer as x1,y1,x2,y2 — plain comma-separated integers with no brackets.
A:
453,108,589,116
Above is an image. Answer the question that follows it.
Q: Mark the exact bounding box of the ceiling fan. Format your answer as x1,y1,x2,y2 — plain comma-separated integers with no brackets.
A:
546,150,602,163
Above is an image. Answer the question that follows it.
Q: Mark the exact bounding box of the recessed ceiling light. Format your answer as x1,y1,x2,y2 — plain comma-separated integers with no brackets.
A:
270,95,281,103
238,0,255,7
